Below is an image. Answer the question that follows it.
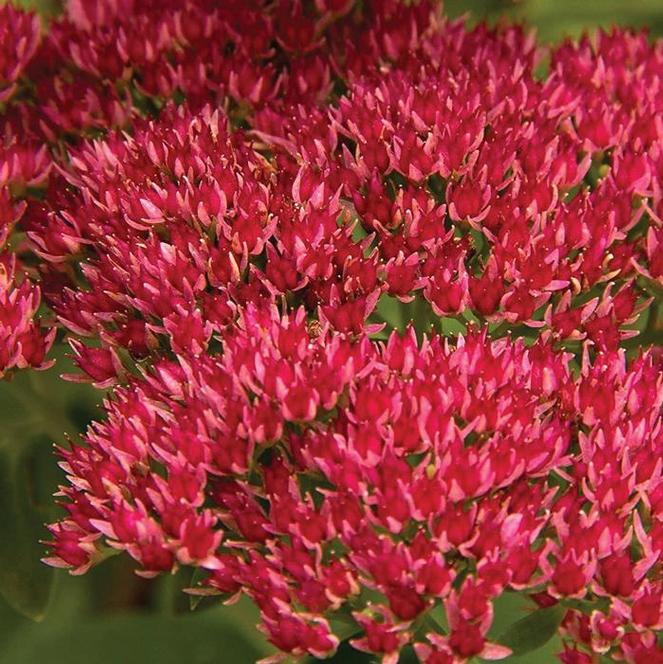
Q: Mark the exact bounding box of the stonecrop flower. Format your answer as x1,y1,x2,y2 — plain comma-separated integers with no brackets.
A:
0,0,662,661
44,308,663,663
0,4,54,377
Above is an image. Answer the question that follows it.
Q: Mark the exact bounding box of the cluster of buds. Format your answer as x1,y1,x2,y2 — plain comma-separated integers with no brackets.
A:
45,306,663,663
20,0,662,354
0,0,661,661
4,0,427,143
0,251,55,378
0,3,40,104
0,6,54,377
255,23,662,348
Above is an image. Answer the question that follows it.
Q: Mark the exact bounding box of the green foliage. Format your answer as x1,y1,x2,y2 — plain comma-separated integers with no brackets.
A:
445,0,663,40
0,612,264,664
372,293,469,338
496,603,566,658
0,345,100,619
3,0,61,18
0,442,55,620
0,574,271,664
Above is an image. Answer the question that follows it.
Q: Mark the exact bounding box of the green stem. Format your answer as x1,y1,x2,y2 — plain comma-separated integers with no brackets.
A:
155,572,179,616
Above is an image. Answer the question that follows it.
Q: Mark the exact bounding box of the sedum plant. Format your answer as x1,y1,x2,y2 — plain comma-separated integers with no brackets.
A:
1,0,663,662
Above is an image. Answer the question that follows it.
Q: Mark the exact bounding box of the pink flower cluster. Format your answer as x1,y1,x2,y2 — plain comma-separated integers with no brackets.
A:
0,0,662,661
0,3,40,104
0,250,54,378
0,4,54,377
15,3,662,355
46,306,663,663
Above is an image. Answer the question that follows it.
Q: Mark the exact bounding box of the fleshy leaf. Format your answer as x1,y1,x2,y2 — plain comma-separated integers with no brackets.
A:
496,604,565,656
0,443,55,620
0,345,101,619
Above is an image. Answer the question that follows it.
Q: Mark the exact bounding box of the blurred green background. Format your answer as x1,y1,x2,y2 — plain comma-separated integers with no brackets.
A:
444,0,663,41
2,1,663,662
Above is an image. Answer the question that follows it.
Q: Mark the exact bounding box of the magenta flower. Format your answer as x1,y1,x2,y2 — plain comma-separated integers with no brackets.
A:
0,4,40,104
42,303,663,661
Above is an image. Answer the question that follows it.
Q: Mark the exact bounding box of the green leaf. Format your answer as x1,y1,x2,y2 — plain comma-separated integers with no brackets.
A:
561,596,610,614
0,441,55,620
440,316,466,336
373,294,406,333
0,343,102,619
1,0,62,18
638,275,663,299
372,294,448,336
0,609,267,664
185,568,229,612
328,610,361,642
0,344,102,456
497,604,565,656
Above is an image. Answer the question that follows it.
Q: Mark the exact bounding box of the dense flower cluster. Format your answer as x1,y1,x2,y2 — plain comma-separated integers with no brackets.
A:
0,4,54,377
45,307,663,663
0,0,662,661
14,5,662,357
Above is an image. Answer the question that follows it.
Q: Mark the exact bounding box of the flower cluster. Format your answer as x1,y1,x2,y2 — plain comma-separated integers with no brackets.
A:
0,4,54,377
15,3,661,362
46,306,663,663
254,23,662,347
0,0,661,661
0,3,40,104
0,250,54,378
